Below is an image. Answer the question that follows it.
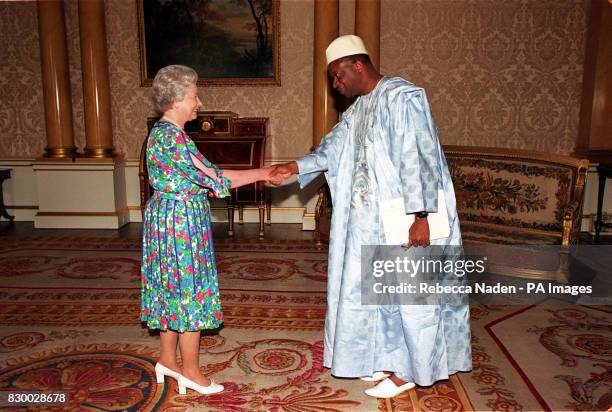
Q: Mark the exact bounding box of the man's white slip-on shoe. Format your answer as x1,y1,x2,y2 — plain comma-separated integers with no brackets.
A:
360,371,391,382
364,377,416,398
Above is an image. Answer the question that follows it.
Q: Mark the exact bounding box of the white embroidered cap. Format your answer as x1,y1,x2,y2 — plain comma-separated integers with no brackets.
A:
325,35,369,65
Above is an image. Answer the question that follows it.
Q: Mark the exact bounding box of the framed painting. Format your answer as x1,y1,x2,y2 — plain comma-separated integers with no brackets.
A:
137,0,280,86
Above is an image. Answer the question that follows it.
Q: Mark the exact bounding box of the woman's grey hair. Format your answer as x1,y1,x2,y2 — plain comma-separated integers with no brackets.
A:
151,65,198,113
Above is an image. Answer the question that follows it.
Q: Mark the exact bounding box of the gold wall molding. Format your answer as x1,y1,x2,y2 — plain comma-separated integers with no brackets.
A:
37,206,129,217
83,148,116,158
44,147,78,158
5,205,39,210
37,211,119,217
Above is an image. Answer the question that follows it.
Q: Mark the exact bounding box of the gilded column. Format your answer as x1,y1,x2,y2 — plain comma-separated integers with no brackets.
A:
355,0,380,70
313,0,339,146
79,0,115,158
37,0,77,158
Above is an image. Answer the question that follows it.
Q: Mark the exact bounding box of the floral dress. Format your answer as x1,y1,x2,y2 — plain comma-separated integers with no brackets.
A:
140,121,231,332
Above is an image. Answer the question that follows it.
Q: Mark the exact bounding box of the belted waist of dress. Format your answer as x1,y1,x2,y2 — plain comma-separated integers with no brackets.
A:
153,191,208,202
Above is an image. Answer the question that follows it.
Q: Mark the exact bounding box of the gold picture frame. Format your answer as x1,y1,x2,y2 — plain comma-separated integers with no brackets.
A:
137,0,280,87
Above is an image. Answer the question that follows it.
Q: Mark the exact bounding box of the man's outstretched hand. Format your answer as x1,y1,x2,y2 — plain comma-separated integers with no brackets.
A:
269,162,298,185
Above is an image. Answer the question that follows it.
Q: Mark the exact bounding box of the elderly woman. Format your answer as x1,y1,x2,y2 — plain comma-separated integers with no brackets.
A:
141,65,274,395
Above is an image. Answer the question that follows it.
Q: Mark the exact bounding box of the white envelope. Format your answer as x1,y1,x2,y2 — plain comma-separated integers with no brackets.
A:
380,189,450,245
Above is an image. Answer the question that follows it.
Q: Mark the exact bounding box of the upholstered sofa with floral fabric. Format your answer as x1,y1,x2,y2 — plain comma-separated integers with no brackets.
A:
444,146,588,248
314,146,588,282
444,146,588,283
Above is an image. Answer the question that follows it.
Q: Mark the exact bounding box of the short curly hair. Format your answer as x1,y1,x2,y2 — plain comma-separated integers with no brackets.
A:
151,65,198,113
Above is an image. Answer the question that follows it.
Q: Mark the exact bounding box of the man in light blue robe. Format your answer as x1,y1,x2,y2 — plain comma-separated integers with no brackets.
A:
272,35,471,398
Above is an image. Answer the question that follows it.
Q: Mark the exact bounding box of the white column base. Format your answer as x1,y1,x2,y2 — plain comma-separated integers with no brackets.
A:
0,159,38,221
32,158,128,229
302,213,316,230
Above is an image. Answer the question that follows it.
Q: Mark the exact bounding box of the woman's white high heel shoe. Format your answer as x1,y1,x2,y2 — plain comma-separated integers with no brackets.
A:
155,362,181,384
177,375,224,395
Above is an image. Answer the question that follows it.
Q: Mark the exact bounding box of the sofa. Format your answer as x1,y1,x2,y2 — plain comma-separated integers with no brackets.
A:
444,146,588,247
314,146,588,282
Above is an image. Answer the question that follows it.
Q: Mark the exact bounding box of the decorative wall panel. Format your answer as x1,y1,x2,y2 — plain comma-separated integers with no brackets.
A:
0,2,46,158
381,0,588,154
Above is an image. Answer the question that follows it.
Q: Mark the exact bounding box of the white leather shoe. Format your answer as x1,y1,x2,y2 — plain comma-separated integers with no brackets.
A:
360,371,391,382
364,377,416,398
155,362,181,384
178,375,224,395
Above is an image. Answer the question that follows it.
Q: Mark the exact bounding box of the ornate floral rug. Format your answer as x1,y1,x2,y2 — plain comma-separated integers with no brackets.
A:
463,302,612,412
0,236,610,411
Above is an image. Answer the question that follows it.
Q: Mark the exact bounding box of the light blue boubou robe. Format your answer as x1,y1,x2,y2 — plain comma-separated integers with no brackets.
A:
296,77,472,385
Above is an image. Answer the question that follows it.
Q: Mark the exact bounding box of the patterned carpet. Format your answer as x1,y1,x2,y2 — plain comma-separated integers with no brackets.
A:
0,236,610,411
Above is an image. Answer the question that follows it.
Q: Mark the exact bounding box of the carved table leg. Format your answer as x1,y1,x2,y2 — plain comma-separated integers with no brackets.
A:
227,204,235,237
265,186,272,225
258,202,265,239
238,205,244,225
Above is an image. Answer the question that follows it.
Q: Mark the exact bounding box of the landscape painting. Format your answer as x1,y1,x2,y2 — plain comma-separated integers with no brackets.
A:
138,0,280,86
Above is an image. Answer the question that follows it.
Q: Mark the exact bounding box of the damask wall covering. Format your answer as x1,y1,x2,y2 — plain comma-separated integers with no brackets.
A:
381,0,588,154
0,2,46,159
0,0,588,159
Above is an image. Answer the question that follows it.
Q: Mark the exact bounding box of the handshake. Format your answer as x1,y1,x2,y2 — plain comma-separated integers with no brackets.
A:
262,162,299,186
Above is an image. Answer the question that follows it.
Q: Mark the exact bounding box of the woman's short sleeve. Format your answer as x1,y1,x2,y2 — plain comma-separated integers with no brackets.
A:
168,129,232,198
